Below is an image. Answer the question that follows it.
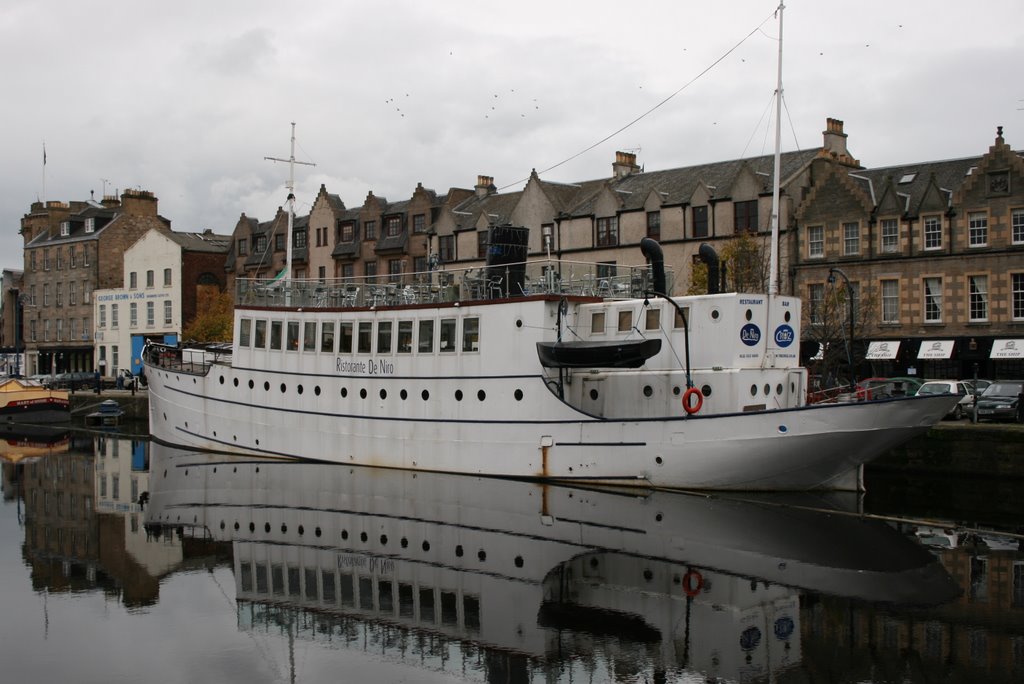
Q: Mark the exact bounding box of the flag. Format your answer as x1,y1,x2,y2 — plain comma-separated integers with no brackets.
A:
43,144,46,166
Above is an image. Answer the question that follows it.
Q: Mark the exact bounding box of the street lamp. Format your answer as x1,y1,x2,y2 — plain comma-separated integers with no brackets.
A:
827,267,855,383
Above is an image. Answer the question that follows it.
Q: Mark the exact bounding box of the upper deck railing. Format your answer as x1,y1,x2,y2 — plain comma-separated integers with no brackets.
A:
236,258,675,309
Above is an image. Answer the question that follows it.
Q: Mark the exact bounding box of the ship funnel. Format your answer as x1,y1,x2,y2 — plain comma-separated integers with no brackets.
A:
640,238,666,294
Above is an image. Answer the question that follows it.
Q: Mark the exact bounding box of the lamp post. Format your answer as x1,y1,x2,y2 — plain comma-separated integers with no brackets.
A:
827,267,855,384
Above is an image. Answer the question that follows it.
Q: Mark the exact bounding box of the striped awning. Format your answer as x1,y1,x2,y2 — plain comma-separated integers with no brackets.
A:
917,340,954,359
991,339,1024,359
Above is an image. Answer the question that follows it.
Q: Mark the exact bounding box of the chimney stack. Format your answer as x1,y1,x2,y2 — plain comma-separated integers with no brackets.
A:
612,151,640,179
475,175,495,198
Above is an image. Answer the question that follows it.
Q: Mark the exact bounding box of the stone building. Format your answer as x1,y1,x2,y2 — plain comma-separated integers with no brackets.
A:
17,190,172,377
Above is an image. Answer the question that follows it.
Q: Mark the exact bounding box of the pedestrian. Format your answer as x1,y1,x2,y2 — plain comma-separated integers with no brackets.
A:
116,371,124,390
94,368,101,394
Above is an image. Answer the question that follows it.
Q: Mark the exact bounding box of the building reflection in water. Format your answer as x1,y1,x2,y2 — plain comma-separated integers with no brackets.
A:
3,438,1022,682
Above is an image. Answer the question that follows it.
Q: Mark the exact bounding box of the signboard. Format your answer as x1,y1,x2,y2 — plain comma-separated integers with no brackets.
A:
917,340,954,359
865,340,900,360
990,339,1024,359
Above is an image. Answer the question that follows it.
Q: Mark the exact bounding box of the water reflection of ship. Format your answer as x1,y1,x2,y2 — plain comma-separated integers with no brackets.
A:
146,444,960,682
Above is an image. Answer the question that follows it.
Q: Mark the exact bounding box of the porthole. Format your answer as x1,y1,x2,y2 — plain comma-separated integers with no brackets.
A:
456,545,464,557
477,389,486,401
264,381,270,391
477,549,487,562
701,385,712,397
590,557,599,569
455,389,463,401
643,385,653,397
219,376,225,384
400,389,408,400
235,522,241,531
516,319,523,328
763,384,771,396
379,388,387,400
514,556,524,568
341,530,349,540
655,456,663,465
421,389,430,400
750,384,758,397
776,383,784,395
297,385,304,395
280,383,287,393
264,523,271,533
360,532,368,542
745,309,753,321
315,527,322,538
220,521,225,530
380,534,388,545
400,537,408,548
341,387,348,398
784,310,791,322
589,389,599,400
422,540,431,551
233,378,239,387
514,389,524,401
711,309,720,321
655,513,663,522
315,386,321,396
359,388,367,399
673,386,681,395
248,379,255,389
643,569,653,582
248,522,254,532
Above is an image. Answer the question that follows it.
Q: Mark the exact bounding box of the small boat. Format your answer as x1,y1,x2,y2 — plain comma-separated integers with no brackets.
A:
0,377,71,424
85,399,125,427
536,338,662,368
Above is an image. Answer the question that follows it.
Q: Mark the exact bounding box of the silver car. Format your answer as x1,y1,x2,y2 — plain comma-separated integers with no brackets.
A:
916,380,974,420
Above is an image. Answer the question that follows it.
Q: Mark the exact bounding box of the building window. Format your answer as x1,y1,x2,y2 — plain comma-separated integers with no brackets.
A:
44,249,50,270
44,320,50,342
146,270,154,288
968,212,987,247
30,320,36,342
692,206,709,238
56,284,63,307
385,216,402,237
734,200,758,232
969,275,988,322
164,300,172,325
923,216,942,250
112,346,119,370
388,259,404,282
596,262,616,280
237,238,248,255
43,284,50,306
82,281,90,303
596,216,619,247
646,211,661,239
413,214,426,234
129,302,138,327
56,249,63,270
1014,273,1024,321
413,256,427,274
294,229,306,249
69,281,76,306
57,318,63,341
340,222,355,242
340,263,354,280
275,234,285,251
881,279,899,324
130,271,138,289
477,231,488,259
30,251,37,270
163,268,172,287
70,247,77,268
111,304,119,328
364,220,377,240
1012,208,1024,245
439,235,455,263
99,305,107,328
808,283,824,325
364,260,377,282
146,301,155,327
924,277,943,323
85,217,95,233
83,246,90,267
880,219,899,253
60,221,70,237
807,225,824,258
69,318,76,340
843,222,860,255
256,235,267,253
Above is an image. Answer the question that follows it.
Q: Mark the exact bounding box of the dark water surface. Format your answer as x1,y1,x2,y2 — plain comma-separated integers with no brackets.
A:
2,432,1022,683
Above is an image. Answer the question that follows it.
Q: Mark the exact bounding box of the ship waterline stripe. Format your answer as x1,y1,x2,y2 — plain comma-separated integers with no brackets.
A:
556,441,647,447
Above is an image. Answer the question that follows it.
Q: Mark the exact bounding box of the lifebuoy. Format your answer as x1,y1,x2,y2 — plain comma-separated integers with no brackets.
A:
682,387,703,414
682,569,703,597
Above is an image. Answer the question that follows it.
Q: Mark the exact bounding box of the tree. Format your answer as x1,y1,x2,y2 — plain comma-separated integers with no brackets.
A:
687,232,771,294
182,289,233,342
802,279,877,389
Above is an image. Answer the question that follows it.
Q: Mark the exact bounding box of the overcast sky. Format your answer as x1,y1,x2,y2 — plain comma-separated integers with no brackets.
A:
2,0,1021,272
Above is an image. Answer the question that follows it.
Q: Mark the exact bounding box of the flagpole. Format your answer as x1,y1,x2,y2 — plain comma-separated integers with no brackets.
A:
42,142,47,203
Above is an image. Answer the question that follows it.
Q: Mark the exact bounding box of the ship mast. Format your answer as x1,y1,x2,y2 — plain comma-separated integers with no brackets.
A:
768,2,784,296
265,123,315,280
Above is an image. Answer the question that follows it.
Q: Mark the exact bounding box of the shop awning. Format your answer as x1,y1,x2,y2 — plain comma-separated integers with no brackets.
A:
917,340,954,359
990,339,1024,359
865,340,900,360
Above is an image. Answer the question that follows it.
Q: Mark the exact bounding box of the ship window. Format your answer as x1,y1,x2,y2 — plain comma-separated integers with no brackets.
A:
377,321,393,354
645,309,661,330
270,321,283,350
673,307,689,329
591,311,606,334
440,318,457,352
303,322,316,351
339,321,353,353
418,319,434,353
420,588,436,623
239,318,252,347
286,321,300,351
320,322,336,353
397,321,413,353
617,310,632,332
357,322,373,353
462,317,479,352
254,320,267,349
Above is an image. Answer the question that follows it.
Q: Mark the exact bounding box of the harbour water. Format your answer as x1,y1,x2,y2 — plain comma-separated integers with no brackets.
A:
1,431,1022,684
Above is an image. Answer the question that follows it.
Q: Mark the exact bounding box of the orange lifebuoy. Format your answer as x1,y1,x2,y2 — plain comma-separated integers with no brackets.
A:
682,569,703,597
682,387,703,414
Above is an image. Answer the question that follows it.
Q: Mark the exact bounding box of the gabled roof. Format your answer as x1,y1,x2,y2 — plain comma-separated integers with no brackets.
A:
167,230,232,253
853,155,983,216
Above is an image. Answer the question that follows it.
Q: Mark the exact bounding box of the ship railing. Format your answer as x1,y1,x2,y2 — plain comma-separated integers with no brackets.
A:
143,341,229,377
236,259,674,308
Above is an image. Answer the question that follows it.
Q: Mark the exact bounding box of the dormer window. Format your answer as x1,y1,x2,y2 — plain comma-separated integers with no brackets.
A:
84,217,95,233
60,221,70,236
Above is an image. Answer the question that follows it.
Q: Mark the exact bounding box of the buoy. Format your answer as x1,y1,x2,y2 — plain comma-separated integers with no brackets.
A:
682,387,703,414
682,569,704,597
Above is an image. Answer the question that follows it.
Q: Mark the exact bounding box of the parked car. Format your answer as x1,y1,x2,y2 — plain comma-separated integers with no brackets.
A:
974,381,1024,422
854,376,923,401
916,380,974,420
